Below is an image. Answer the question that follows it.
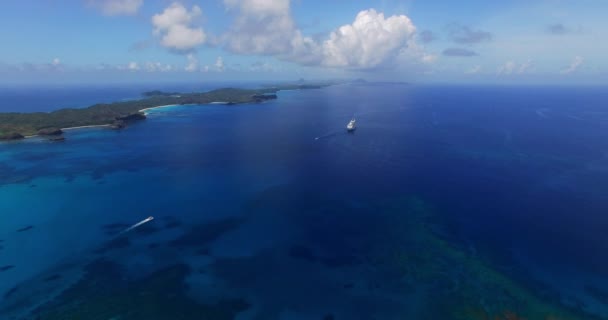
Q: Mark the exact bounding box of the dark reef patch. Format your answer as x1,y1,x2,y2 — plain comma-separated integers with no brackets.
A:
101,222,130,235
168,217,244,248
91,170,105,180
102,222,130,230
31,259,250,320
161,215,183,229
103,230,120,236
319,254,361,268
0,174,33,184
132,223,160,236
0,265,15,272
16,225,33,232
196,247,211,256
147,242,161,249
288,245,318,262
4,286,19,299
164,220,182,229
585,285,608,305
43,274,62,282
93,237,131,254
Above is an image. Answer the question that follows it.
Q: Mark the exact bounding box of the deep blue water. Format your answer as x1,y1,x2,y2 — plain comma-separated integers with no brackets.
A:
1,83,608,319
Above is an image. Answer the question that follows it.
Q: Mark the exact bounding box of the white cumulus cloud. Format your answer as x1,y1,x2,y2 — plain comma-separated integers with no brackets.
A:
561,56,584,74
517,59,533,74
152,2,206,52
221,2,419,70
421,54,438,64
250,61,274,72
90,0,143,16
215,56,225,72
465,65,482,74
116,61,173,72
185,54,199,72
144,62,173,72
222,0,296,55
320,9,416,69
497,61,517,75
497,60,535,75
224,0,289,17
127,62,140,71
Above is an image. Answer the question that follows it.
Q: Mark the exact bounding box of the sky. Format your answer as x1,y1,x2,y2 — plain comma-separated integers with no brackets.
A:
0,0,606,85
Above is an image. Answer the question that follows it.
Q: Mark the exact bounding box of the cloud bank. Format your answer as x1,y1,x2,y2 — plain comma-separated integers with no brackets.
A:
90,0,143,16
418,30,435,43
85,0,441,76
561,56,584,74
497,60,534,75
185,54,199,72
148,1,426,72
443,48,478,57
546,23,581,35
447,23,492,44
222,0,296,55
219,1,420,70
152,2,206,52
465,65,481,74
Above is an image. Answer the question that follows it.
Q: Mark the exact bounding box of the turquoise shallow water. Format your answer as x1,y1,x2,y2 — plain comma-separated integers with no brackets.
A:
1,84,608,319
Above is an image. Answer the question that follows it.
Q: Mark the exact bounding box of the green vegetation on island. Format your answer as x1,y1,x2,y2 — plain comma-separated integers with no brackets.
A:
142,90,181,97
0,84,330,141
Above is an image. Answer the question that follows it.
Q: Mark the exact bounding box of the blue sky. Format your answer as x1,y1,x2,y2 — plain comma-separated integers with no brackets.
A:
0,0,606,84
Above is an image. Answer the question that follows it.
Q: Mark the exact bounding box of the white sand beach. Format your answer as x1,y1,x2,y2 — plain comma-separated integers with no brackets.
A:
139,104,179,114
62,124,112,130
22,124,111,140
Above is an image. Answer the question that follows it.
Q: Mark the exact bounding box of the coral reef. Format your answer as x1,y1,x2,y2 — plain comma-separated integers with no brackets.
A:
31,259,250,320
168,217,244,248
382,197,594,320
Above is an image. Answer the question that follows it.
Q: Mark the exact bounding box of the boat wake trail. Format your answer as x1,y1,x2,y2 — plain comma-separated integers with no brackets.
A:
315,130,344,141
535,108,550,119
118,216,154,235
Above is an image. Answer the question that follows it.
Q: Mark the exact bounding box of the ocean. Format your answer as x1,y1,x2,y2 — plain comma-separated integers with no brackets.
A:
0,83,607,319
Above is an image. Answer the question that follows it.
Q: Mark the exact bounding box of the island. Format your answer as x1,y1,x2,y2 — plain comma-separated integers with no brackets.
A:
142,90,181,97
0,83,330,141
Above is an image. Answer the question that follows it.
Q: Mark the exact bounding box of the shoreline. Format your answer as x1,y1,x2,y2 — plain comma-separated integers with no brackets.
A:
23,124,112,140
18,104,186,140
62,124,112,131
139,102,229,115
1,84,330,142
138,104,178,114
20,103,213,140
6,100,259,142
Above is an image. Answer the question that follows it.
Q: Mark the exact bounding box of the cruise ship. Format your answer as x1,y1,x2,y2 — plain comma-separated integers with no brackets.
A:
346,118,356,132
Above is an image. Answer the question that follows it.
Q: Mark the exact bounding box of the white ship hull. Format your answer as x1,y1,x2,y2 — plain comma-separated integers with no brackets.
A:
346,119,356,132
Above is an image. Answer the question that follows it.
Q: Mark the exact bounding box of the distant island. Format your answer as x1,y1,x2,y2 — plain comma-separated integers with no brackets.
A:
0,83,329,141
142,90,181,97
